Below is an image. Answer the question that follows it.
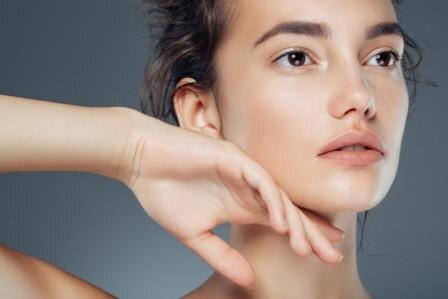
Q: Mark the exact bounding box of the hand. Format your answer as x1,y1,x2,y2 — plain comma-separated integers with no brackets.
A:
121,115,345,288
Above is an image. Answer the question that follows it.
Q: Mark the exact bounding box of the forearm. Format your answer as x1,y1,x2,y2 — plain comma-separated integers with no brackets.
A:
0,94,140,183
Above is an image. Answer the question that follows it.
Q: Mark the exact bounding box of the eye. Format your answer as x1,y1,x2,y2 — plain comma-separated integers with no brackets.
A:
367,50,402,68
272,48,314,69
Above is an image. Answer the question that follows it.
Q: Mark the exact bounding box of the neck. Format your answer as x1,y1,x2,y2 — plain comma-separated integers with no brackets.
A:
201,211,371,299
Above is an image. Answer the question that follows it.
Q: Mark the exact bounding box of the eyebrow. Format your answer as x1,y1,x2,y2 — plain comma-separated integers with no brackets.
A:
252,21,404,49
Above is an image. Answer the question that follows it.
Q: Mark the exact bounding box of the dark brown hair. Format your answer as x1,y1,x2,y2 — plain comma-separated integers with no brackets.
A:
139,0,238,126
138,0,434,252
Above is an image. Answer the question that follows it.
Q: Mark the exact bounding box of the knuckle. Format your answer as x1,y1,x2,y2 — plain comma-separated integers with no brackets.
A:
222,140,240,155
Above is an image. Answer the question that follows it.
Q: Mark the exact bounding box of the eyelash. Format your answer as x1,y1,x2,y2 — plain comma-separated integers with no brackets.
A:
272,47,403,70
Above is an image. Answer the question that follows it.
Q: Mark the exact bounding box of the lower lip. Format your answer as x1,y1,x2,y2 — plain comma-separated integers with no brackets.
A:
318,149,384,165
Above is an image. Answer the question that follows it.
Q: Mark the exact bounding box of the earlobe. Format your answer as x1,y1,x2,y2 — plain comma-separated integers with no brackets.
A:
173,77,222,140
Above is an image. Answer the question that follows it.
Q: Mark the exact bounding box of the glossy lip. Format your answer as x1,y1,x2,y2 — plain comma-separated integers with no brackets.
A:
317,149,384,165
317,129,386,157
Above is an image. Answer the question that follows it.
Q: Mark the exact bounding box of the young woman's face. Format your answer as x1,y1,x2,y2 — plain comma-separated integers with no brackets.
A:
214,0,408,213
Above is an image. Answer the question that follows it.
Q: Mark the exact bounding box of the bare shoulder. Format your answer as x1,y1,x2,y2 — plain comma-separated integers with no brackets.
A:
0,244,116,299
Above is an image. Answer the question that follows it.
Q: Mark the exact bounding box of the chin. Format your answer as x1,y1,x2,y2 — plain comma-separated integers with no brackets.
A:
291,182,391,215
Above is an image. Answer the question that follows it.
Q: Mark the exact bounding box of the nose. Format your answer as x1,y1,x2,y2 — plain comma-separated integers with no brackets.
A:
328,65,376,121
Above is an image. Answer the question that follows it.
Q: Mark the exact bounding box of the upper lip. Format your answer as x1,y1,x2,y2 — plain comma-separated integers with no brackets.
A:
317,129,386,156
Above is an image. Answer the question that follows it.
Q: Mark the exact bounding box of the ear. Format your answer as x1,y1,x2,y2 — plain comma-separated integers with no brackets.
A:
173,77,222,140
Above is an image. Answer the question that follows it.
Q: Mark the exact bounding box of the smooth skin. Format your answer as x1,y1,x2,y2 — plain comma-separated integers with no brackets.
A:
0,94,345,298
177,0,407,298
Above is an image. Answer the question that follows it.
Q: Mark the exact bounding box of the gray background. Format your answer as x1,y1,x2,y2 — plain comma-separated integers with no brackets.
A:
0,0,446,298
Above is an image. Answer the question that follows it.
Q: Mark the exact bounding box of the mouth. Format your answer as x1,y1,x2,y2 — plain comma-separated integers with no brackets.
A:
318,147,384,165
317,130,386,166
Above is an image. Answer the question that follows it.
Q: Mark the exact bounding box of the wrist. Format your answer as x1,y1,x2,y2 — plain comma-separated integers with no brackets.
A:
108,106,158,187
97,106,137,184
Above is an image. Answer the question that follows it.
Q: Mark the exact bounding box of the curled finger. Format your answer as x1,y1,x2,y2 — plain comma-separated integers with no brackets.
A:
280,188,312,257
241,157,288,234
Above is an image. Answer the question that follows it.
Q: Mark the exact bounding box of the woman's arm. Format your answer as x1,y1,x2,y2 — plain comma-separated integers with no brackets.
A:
0,93,347,289
0,244,116,298
0,94,145,184
0,94,141,297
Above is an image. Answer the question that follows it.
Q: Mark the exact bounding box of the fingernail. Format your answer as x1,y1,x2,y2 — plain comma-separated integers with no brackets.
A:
338,254,344,262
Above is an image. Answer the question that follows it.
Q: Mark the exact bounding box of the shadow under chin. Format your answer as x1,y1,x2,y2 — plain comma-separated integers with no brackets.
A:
293,202,368,225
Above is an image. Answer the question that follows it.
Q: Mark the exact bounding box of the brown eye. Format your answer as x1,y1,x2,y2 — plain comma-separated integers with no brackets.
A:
274,50,312,68
368,50,402,68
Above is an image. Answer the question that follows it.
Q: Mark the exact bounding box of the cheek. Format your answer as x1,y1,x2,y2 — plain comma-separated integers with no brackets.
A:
219,69,318,178
244,84,314,165
246,80,322,148
219,73,342,211
375,77,409,152
240,77,325,204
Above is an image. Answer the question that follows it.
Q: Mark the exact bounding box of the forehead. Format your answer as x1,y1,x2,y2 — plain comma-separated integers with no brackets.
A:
225,0,398,45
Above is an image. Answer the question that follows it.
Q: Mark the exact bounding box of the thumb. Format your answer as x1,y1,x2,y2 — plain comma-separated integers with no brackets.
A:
180,230,255,288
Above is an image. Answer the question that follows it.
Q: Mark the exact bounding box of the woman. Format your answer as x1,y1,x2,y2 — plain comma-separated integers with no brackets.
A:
0,0,424,298
141,0,422,297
